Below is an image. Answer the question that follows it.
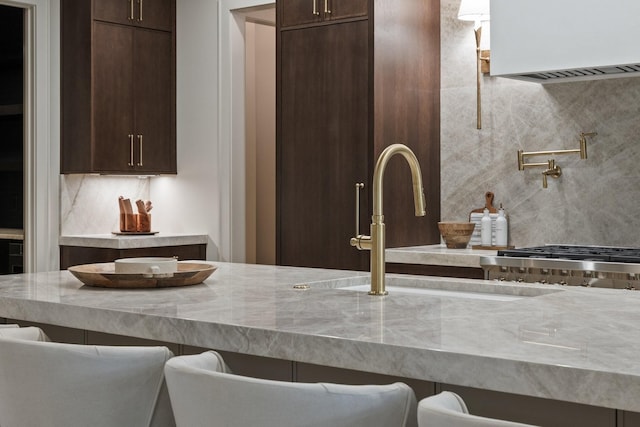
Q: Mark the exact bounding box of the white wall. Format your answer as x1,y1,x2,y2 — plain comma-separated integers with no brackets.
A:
245,21,276,265
441,0,640,247
151,0,220,260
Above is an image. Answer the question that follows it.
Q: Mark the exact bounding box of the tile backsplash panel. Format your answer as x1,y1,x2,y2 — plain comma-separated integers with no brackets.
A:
60,175,150,235
441,0,640,247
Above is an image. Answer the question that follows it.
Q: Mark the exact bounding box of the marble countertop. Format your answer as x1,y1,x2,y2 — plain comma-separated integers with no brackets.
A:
0,229,24,241
59,233,208,249
1,263,639,412
386,244,496,268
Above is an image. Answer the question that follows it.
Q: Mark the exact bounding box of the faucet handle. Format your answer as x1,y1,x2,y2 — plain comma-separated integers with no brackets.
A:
541,159,562,188
354,183,365,236
350,183,372,250
579,132,597,159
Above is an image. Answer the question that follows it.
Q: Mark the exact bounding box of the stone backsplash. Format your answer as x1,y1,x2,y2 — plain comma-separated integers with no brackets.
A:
441,0,640,247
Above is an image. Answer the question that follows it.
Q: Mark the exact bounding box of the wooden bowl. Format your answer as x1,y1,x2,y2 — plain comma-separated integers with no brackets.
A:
438,222,476,249
68,262,216,288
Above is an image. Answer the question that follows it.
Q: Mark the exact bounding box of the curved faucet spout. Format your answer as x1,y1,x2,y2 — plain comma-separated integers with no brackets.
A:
372,144,427,221
350,143,428,296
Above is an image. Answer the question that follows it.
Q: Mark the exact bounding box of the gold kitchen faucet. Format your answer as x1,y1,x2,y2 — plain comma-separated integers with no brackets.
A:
350,144,427,295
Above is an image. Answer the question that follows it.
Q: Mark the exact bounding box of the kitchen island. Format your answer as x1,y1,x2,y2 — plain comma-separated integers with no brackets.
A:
1,262,640,421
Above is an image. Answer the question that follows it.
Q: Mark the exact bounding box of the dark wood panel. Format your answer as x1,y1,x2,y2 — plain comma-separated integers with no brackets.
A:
93,0,133,27
278,22,369,270
276,0,440,269
133,28,175,173
386,263,484,279
61,0,175,174
371,0,440,248
621,410,640,427
441,384,615,427
135,0,174,31
326,0,368,21
94,0,174,31
59,244,206,269
61,0,92,173
279,0,322,27
92,22,135,172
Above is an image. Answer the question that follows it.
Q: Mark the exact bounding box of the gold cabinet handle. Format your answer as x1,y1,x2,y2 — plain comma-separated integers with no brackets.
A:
128,134,134,166
324,0,331,14
138,0,143,22
129,0,134,20
312,0,320,16
137,134,143,166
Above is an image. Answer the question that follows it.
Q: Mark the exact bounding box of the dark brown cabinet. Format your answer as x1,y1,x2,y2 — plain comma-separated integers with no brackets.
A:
61,0,176,174
59,244,206,270
279,21,369,270
276,0,441,270
280,0,368,27
93,0,174,31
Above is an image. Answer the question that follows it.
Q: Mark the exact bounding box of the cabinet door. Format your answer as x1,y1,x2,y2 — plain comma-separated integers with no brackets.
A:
278,21,369,270
92,22,135,172
93,0,134,26
325,0,368,21
133,28,175,173
136,0,174,31
279,0,322,27
94,0,173,31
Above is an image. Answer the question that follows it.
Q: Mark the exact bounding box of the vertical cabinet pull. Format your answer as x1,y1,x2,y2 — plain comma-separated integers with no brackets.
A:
137,135,143,166
138,0,143,22
312,0,320,16
129,0,134,20
128,134,134,166
324,0,331,14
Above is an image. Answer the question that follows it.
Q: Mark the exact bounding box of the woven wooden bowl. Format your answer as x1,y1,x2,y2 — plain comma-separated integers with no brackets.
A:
438,222,476,249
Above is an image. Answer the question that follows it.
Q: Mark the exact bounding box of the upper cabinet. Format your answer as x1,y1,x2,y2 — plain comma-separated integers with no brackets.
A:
491,0,640,83
93,0,174,31
61,0,176,174
279,0,368,27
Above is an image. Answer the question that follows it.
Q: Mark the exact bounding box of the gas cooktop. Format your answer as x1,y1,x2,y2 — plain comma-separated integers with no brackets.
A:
497,245,640,264
481,245,640,289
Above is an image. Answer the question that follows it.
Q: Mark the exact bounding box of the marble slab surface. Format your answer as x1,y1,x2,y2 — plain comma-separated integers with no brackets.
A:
0,229,23,241
386,244,496,268
1,263,640,412
59,233,208,249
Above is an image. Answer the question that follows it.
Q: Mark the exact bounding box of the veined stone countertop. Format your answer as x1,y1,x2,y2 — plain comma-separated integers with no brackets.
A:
0,229,24,241
386,244,496,268
1,262,640,412
59,233,208,249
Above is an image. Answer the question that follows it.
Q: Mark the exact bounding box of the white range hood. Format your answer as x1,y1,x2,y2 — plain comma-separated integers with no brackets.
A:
490,0,640,83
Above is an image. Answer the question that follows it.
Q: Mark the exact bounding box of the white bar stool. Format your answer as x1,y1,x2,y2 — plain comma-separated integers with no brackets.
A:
0,324,49,341
164,350,418,427
0,338,176,427
418,391,536,426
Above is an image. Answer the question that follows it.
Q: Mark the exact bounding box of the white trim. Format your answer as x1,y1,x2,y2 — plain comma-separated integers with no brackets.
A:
217,0,274,263
1,0,59,272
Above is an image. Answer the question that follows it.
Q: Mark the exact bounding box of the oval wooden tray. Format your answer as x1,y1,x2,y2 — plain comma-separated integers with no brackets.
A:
68,262,216,288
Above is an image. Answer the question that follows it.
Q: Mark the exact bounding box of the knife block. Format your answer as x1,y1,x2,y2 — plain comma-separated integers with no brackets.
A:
119,213,151,232
137,214,151,233
120,213,137,232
